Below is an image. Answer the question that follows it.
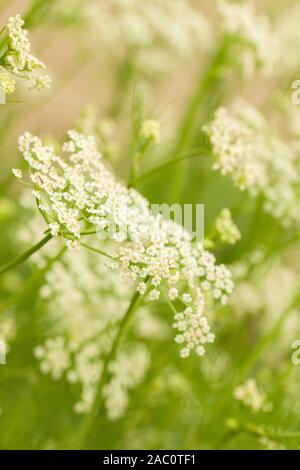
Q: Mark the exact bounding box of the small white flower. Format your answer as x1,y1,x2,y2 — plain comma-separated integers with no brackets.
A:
196,346,205,357
49,222,60,237
182,293,192,304
148,288,160,301
0,72,15,95
2,15,51,95
215,208,241,245
168,288,178,300
32,190,41,200
234,378,272,414
137,282,147,295
66,240,80,250
33,345,45,359
180,347,190,358
29,74,52,91
12,168,22,179
140,120,161,143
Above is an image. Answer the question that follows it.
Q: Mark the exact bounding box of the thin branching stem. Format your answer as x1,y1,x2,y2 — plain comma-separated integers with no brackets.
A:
81,243,115,261
0,232,52,277
73,277,150,449
128,139,152,187
238,289,300,381
217,421,300,449
210,289,300,447
167,35,232,202
0,246,66,315
133,147,205,185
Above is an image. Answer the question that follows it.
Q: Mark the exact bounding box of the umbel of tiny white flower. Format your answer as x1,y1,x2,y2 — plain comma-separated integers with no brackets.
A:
103,344,150,420
203,100,300,225
218,0,274,77
15,129,234,358
234,378,273,414
0,15,51,98
140,120,161,143
0,71,15,97
12,168,23,179
94,0,212,76
32,247,136,416
215,208,241,246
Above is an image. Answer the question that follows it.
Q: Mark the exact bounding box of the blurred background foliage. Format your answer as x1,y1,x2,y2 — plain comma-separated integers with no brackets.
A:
1,0,300,450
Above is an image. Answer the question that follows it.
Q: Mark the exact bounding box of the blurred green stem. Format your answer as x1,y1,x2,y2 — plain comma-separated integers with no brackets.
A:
0,246,65,315
238,289,300,381
23,0,54,28
211,288,300,447
81,243,115,261
109,55,134,120
128,138,152,187
167,35,231,202
73,278,150,449
217,421,300,449
133,147,205,185
0,233,52,277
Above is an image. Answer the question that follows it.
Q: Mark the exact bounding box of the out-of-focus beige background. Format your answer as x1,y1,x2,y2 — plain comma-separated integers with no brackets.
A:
0,0,289,175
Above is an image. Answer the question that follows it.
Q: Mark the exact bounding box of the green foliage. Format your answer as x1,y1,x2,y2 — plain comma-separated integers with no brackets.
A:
0,0,300,451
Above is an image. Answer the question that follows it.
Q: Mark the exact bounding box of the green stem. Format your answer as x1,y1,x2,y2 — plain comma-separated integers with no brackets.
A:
72,280,149,449
23,0,53,29
81,243,115,261
0,233,52,277
0,35,9,60
209,288,300,446
240,422,300,442
128,139,152,187
217,422,300,449
0,246,65,316
108,55,134,120
237,290,300,381
167,35,231,202
133,147,205,185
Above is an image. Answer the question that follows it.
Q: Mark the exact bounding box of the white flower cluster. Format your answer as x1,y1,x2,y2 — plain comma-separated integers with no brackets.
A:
74,106,120,162
273,5,300,76
116,230,233,358
0,71,15,96
230,257,298,327
218,0,274,77
15,129,233,358
30,240,161,419
171,245,233,358
229,281,262,317
234,379,273,414
96,0,212,75
33,247,143,416
34,337,103,414
203,100,300,225
34,337,70,380
0,15,51,95
215,209,241,246
140,120,160,143
103,344,150,420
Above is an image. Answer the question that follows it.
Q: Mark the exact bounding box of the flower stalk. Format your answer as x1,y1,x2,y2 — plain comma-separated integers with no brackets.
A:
167,35,233,202
73,279,150,448
0,232,52,277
